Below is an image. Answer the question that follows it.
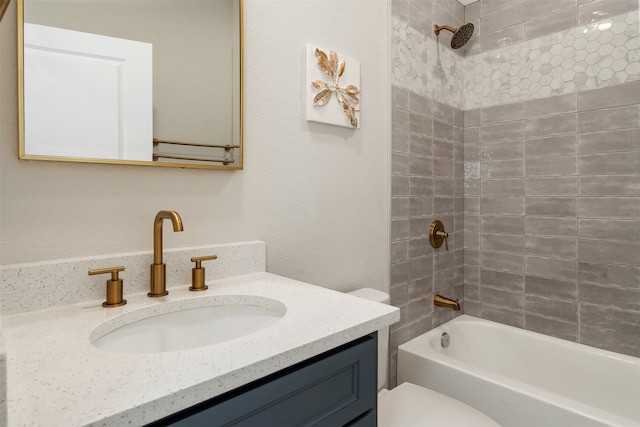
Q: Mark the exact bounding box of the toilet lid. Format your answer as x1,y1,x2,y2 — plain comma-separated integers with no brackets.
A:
378,382,501,427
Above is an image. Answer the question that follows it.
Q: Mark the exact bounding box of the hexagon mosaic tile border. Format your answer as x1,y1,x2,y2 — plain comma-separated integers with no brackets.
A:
391,11,640,111
465,11,640,109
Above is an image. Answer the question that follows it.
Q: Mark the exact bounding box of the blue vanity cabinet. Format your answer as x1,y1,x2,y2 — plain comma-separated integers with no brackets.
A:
148,333,378,427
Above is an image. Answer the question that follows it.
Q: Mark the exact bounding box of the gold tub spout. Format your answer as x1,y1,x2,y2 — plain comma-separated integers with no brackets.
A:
434,294,461,311
149,210,184,297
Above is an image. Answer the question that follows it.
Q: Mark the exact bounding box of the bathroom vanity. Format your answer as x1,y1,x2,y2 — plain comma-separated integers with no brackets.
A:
1,265,398,426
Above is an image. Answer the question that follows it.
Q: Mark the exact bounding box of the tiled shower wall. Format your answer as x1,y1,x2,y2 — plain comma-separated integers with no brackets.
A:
390,0,640,385
389,0,466,387
463,0,640,357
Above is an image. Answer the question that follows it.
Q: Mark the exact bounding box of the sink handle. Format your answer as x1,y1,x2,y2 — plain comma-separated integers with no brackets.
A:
89,266,127,308
190,255,218,292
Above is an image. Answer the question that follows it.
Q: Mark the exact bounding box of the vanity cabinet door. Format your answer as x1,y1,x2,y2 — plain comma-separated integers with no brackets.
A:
149,333,377,427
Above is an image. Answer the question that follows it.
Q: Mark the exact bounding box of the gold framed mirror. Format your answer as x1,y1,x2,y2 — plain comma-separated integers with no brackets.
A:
17,0,243,170
0,0,9,23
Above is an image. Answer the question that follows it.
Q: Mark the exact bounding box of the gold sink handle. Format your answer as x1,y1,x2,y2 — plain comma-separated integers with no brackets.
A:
89,266,127,308
429,220,449,251
190,255,218,291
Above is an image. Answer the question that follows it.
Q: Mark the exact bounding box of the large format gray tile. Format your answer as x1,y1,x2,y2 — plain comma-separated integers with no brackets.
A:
578,105,640,133
525,275,578,300
434,121,454,142
525,93,577,118
481,159,525,178
392,86,410,110
433,140,454,159
525,177,577,196
578,197,640,219
525,294,578,323
410,196,434,217
578,0,639,24
525,156,578,176
481,121,525,142
482,305,525,328
410,92,432,115
525,135,578,157
410,134,433,157
392,175,409,196
481,3,524,33
393,108,410,131
579,152,640,175
482,215,526,235
580,282,640,312
579,175,640,197
578,261,640,289
579,219,640,242
481,268,525,292
410,176,433,196
482,102,524,124
393,153,410,175
482,251,525,273
464,108,481,127
392,197,410,218
482,233,526,254
526,217,577,237
525,313,578,342
482,178,525,196
410,155,434,177
578,240,640,266
579,324,640,357
392,130,410,153
410,112,434,136
526,197,577,217
525,0,577,20
525,7,576,40
525,113,577,138
526,255,577,280
579,128,640,154
482,0,524,16
482,140,525,160
526,236,577,259
579,303,640,336
481,197,525,215
578,80,640,111
481,287,525,310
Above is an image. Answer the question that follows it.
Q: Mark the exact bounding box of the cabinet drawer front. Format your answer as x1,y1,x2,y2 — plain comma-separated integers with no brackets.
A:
152,334,377,427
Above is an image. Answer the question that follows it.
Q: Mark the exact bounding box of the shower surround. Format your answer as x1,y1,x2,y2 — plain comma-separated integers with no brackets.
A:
390,0,640,385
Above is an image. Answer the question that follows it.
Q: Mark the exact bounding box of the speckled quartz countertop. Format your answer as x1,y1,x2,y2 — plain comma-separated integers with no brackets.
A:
2,272,399,426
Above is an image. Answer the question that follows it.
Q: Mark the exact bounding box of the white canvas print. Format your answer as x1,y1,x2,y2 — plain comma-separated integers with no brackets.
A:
306,44,360,129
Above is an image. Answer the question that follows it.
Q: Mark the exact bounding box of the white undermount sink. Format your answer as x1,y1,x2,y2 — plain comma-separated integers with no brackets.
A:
91,295,286,354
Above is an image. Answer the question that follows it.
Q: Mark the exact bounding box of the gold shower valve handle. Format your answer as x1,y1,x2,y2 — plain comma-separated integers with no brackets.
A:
190,255,218,291
429,220,449,252
88,266,127,308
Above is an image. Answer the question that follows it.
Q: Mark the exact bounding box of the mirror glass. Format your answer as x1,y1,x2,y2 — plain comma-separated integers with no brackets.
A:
18,0,243,170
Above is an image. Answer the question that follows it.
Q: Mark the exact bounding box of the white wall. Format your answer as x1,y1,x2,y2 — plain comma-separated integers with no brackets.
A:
0,0,390,293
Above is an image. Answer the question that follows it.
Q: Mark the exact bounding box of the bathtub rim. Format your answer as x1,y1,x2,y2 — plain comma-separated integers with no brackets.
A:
397,315,639,427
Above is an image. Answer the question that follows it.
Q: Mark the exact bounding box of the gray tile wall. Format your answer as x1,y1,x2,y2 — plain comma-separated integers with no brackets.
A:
389,0,467,387
464,0,639,55
464,80,640,357
391,84,465,387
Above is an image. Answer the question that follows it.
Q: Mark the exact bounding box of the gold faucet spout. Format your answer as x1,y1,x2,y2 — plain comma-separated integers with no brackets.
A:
434,294,461,311
149,210,183,297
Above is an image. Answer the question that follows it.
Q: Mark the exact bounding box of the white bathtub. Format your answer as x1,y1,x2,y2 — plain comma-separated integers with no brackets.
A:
398,315,640,427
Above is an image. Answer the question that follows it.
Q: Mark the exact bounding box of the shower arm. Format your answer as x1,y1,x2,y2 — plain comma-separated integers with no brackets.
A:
434,25,457,36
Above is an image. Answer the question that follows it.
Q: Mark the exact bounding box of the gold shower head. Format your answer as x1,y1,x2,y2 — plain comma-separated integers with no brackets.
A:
434,23,475,49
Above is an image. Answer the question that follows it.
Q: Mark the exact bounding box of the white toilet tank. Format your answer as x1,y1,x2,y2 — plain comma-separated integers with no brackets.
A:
348,288,389,391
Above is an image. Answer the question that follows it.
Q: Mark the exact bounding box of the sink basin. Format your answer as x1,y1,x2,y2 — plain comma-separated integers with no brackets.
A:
91,295,286,354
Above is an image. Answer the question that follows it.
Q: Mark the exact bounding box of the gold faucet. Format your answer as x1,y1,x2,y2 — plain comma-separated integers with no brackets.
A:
149,210,184,297
434,294,461,311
